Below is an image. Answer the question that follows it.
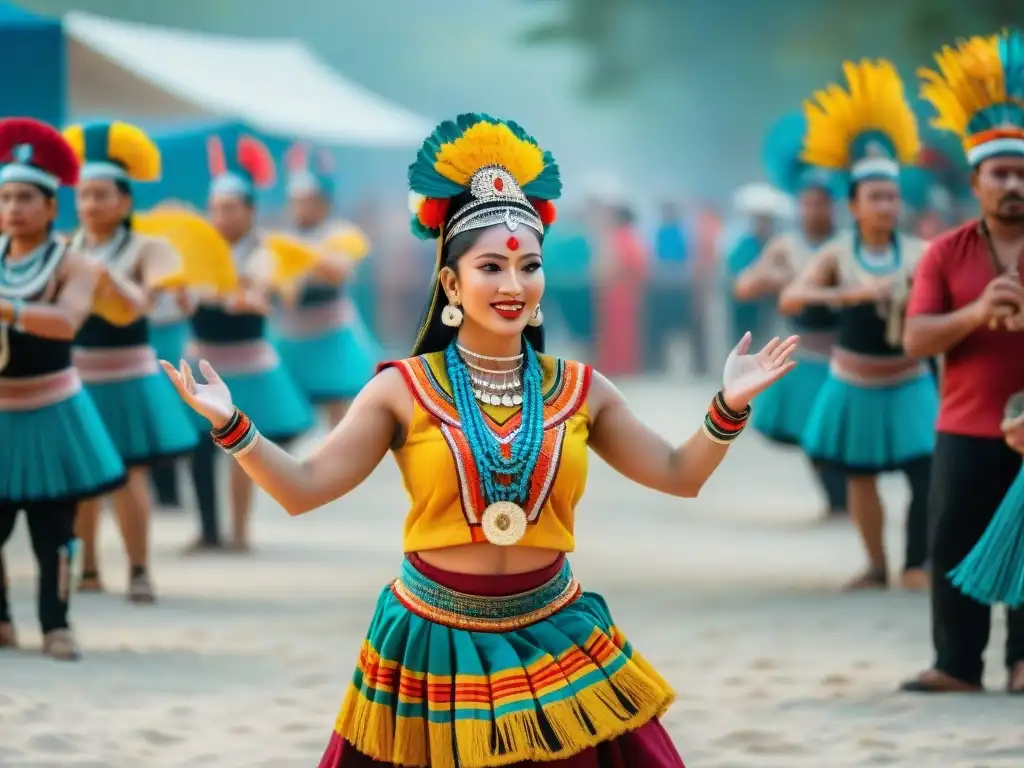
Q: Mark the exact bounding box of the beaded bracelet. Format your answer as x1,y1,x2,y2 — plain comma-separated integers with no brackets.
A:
210,408,261,457
702,390,751,445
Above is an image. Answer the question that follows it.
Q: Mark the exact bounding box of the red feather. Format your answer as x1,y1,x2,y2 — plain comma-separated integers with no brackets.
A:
207,135,227,177
530,198,557,226
285,143,309,174
0,118,79,186
237,135,276,189
418,197,449,229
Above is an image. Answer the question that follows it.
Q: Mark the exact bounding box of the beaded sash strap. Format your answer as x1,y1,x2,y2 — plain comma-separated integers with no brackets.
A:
391,557,582,632
387,355,591,542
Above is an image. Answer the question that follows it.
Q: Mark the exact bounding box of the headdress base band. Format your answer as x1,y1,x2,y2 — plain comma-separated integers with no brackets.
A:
443,203,544,244
851,157,900,182
210,173,254,199
0,163,59,191
80,161,129,182
966,138,1024,166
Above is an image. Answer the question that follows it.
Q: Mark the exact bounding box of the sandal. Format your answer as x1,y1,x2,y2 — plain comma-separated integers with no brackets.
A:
128,572,156,604
900,668,982,693
78,570,105,593
843,566,888,591
42,628,81,661
0,621,16,649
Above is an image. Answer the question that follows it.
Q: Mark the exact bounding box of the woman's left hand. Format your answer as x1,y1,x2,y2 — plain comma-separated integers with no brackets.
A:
721,332,799,411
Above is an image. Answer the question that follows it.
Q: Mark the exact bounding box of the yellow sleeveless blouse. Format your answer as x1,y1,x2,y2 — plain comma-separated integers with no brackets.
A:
381,351,592,553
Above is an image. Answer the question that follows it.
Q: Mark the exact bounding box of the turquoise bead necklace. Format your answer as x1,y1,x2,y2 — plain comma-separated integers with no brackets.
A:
444,339,545,505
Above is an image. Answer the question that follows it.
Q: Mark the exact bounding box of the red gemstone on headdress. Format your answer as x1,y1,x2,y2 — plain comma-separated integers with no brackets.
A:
507,236,519,251
493,177,504,192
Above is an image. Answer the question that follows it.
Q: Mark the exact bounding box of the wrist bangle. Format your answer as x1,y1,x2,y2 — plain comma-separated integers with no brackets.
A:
211,408,242,440
703,390,750,445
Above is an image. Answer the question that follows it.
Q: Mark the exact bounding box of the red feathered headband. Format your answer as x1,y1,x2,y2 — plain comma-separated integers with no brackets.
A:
207,134,276,190
0,117,80,190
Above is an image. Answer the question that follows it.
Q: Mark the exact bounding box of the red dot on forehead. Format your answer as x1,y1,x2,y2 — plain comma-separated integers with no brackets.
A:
506,236,519,251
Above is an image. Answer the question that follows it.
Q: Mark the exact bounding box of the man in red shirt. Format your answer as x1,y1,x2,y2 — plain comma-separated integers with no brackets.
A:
901,29,1024,693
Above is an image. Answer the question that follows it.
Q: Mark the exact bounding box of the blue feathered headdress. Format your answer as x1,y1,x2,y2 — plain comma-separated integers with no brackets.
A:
763,111,841,197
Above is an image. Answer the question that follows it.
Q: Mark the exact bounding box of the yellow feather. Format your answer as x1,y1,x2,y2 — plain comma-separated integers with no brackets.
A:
433,122,545,188
135,209,238,294
62,125,85,163
917,35,1004,139
62,121,161,182
801,58,920,170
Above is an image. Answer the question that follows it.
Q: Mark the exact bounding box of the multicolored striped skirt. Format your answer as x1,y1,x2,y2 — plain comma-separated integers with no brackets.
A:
320,554,682,768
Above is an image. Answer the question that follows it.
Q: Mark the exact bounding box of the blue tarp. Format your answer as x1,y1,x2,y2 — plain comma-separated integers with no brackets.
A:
0,2,63,127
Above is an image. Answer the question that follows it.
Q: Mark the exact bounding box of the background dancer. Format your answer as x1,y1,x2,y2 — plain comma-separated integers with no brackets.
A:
162,111,799,768
735,112,847,518
183,134,312,553
274,143,378,427
65,120,197,602
901,30,1024,693
0,118,124,659
780,60,935,591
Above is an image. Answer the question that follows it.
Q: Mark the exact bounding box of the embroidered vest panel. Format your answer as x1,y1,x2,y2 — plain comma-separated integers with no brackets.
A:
385,351,592,553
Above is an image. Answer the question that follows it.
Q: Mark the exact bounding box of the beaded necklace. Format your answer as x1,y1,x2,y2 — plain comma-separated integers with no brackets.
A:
444,339,545,507
0,235,65,300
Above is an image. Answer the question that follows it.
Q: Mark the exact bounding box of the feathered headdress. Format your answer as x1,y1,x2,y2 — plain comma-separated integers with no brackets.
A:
0,118,79,191
762,111,840,197
918,29,1024,166
285,142,336,200
406,113,561,243
207,134,276,201
802,59,921,182
63,121,160,184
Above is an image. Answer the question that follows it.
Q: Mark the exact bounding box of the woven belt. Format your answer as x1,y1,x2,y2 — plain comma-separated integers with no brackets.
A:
390,557,582,633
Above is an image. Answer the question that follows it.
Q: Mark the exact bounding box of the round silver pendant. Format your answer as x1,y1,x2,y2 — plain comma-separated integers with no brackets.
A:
512,394,523,406
489,393,502,406
481,502,528,546
501,394,514,407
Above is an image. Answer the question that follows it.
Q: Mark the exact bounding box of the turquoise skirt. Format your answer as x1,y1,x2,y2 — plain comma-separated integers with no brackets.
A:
190,363,314,442
150,320,189,364
326,555,675,768
85,372,198,466
276,318,379,403
0,389,125,504
802,370,938,474
752,356,830,445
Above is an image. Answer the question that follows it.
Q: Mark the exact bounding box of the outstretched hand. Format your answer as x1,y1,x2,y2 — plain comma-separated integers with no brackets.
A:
721,332,799,411
160,358,234,429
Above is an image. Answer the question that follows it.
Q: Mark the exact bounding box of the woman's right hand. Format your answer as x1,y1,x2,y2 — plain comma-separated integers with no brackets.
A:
160,358,235,429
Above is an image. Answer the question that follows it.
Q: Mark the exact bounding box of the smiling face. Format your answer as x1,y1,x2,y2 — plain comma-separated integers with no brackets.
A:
438,224,545,343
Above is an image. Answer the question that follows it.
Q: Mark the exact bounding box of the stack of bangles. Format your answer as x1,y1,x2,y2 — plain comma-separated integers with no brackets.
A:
702,390,750,445
211,408,261,458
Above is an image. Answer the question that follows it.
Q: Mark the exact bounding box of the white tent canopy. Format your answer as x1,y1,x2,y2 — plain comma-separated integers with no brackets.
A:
64,11,433,147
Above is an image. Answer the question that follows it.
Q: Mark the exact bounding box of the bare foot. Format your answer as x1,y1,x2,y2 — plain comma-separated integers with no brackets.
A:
226,539,252,554
1008,661,1024,694
0,621,16,649
900,668,981,693
42,628,81,661
899,568,930,592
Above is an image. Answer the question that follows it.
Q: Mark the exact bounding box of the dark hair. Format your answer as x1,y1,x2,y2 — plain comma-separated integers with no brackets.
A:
411,221,545,357
114,178,134,230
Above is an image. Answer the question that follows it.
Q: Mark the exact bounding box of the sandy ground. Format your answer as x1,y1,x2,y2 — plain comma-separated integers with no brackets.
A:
1,376,1021,767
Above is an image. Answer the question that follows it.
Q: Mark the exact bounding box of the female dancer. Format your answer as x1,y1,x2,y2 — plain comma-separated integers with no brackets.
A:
735,112,847,517
183,134,312,552
275,143,378,426
65,121,198,601
780,60,936,591
0,118,125,659
163,113,798,766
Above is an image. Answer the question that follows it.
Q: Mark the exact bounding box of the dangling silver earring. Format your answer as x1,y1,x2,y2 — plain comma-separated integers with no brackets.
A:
527,304,544,327
441,300,464,328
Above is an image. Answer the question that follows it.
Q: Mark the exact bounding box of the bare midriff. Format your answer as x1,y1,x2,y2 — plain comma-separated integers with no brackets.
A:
414,542,563,576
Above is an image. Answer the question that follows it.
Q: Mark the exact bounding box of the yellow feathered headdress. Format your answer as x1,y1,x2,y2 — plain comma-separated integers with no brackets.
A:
802,59,921,182
918,29,1024,165
62,121,160,183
